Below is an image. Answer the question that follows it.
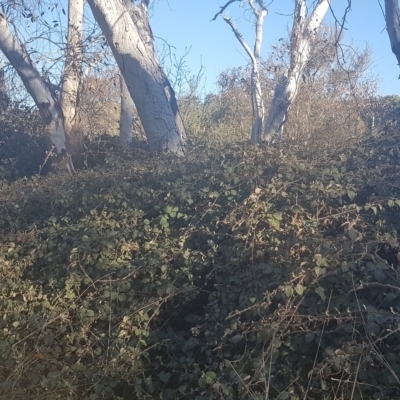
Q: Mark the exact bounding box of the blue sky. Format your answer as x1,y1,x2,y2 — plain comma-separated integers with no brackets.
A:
150,0,399,96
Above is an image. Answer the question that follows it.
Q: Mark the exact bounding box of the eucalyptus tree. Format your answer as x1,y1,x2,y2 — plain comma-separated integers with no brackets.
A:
87,0,186,154
0,11,75,174
0,0,186,177
0,0,86,173
213,0,330,144
263,0,331,143
60,0,85,166
212,0,268,144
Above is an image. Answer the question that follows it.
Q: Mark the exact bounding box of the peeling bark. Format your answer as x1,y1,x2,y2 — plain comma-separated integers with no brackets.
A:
87,0,186,154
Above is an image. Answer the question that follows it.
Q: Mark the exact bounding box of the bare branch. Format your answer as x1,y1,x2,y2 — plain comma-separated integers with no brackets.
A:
223,16,256,65
210,0,237,22
328,0,352,46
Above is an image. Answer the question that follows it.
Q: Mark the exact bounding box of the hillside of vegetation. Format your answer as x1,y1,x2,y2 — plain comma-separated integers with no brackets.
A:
1,128,400,400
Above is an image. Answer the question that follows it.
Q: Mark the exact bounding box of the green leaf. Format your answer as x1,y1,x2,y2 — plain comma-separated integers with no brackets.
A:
348,228,358,242
295,284,305,295
158,371,171,384
297,163,306,171
305,332,315,343
269,218,281,229
231,334,243,344
315,286,326,301
164,205,172,214
315,254,328,267
347,190,356,201
209,191,219,198
284,286,294,298
314,266,325,277
160,216,168,227
198,377,206,388
205,371,217,385
178,385,187,394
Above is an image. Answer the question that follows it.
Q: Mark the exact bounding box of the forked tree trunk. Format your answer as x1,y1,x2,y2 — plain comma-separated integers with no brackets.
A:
262,0,330,143
87,0,186,154
213,0,267,144
0,12,74,174
119,73,134,144
385,0,400,67
61,0,85,167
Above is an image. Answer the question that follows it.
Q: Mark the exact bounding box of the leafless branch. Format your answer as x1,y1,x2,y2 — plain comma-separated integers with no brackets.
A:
328,0,352,46
224,16,256,64
210,0,238,21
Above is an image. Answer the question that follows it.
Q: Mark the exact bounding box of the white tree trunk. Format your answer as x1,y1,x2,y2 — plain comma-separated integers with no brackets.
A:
251,3,267,143
61,0,85,165
262,0,330,143
385,0,400,67
0,12,74,174
87,0,186,154
119,73,134,144
213,0,267,144
123,0,154,54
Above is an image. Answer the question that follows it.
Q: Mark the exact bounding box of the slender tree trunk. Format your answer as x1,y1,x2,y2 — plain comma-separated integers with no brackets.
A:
250,4,267,143
61,0,85,167
262,0,330,143
87,0,186,154
213,0,267,144
385,0,400,67
119,73,134,144
0,12,74,174
0,56,9,107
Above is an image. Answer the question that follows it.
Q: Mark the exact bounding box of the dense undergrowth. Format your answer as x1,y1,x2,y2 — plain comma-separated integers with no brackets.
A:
0,107,49,181
1,129,400,399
